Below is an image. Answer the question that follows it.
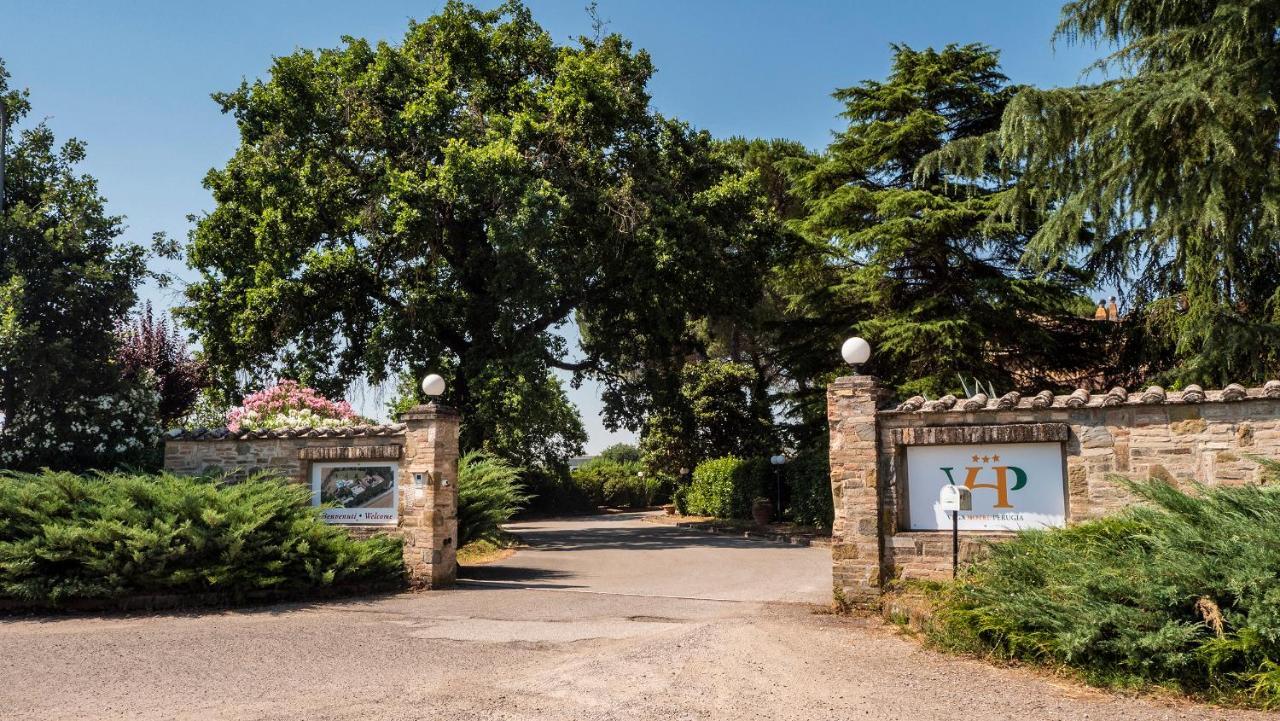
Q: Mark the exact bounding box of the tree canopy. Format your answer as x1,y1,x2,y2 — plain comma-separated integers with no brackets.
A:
9,0,1280,480
182,1,772,465
792,44,1105,399
928,0,1280,384
580,137,811,468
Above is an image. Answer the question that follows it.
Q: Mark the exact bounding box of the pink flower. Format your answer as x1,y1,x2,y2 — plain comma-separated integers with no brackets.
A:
225,380,359,431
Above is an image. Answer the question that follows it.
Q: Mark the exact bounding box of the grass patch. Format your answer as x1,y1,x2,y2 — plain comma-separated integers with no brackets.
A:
924,469,1280,709
456,533,520,566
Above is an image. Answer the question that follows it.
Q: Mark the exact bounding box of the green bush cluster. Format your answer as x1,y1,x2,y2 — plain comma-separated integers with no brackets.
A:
571,457,670,508
456,451,530,545
0,470,404,606
684,456,767,519
518,466,594,517
674,449,829,525
782,448,833,529
929,467,1280,707
672,485,691,515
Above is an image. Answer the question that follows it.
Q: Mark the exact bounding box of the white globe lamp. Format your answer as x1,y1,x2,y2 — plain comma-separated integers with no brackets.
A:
421,373,447,397
841,337,871,368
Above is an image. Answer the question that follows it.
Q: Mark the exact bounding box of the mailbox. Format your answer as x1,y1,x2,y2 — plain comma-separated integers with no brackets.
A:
938,484,972,512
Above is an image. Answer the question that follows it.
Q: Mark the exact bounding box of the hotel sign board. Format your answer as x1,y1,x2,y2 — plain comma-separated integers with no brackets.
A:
311,461,399,525
905,442,1066,531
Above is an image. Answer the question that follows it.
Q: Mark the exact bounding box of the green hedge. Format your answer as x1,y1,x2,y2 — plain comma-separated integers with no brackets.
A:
685,456,767,519
673,485,691,515
518,466,595,517
783,448,833,529
0,470,404,606
928,468,1280,707
571,458,670,508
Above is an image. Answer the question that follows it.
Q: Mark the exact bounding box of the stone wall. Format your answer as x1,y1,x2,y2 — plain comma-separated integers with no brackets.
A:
163,404,460,588
829,377,1280,604
164,428,405,484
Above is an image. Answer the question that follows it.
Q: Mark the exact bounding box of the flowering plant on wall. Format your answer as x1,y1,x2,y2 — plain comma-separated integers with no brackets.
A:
226,380,362,432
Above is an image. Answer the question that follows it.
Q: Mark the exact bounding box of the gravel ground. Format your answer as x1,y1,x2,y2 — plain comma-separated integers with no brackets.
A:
0,513,1266,721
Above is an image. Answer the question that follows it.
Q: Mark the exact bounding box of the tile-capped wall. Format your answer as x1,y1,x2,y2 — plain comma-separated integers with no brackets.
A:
830,377,1280,603
163,408,458,589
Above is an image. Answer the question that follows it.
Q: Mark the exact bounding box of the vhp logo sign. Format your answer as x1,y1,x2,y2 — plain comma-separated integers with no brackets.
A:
906,443,1067,531
940,454,1027,509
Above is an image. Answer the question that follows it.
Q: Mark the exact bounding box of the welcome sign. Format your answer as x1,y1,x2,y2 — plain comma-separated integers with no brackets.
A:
311,462,399,525
905,442,1066,531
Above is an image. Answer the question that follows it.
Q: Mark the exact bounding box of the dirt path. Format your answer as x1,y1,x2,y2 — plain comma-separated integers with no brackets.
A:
0,513,1265,720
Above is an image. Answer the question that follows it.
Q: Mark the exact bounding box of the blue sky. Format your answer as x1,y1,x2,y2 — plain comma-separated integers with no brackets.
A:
1,1,1100,452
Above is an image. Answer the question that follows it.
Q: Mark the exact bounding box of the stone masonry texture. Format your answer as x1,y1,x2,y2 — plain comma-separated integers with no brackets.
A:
828,375,890,606
163,405,460,588
829,376,1280,602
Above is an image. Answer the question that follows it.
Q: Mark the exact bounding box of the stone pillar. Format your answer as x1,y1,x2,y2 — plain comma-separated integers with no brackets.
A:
397,402,460,588
828,375,888,606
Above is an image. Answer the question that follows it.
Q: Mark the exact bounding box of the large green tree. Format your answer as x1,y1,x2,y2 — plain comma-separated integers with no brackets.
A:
182,1,766,465
929,0,1280,383
637,358,774,474
0,61,157,470
793,44,1101,399
581,137,819,471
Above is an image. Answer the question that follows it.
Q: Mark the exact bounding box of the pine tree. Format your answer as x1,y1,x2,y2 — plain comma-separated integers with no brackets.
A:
794,44,1097,399
928,0,1280,384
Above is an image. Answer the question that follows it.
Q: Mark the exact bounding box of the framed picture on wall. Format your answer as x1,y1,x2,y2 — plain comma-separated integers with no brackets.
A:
311,462,398,525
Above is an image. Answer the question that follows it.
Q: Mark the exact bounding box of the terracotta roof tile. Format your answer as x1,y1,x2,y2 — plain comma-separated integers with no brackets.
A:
165,423,407,441
891,381,1280,413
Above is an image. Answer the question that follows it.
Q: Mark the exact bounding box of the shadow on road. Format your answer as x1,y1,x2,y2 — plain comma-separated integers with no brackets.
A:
505,523,809,553
456,565,579,587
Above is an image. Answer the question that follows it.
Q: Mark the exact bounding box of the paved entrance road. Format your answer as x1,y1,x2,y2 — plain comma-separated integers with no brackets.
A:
460,512,832,603
0,513,1266,721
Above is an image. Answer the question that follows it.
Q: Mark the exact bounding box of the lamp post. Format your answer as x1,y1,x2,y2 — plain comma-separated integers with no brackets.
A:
769,454,786,517
421,373,446,400
841,336,871,371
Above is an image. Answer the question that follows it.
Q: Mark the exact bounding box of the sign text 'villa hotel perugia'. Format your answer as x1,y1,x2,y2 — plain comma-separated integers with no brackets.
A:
905,442,1067,531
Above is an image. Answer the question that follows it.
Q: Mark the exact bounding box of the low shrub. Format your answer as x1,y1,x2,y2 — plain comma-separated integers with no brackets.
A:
673,485,690,515
783,448,833,529
929,468,1280,707
0,470,403,605
457,451,530,545
570,457,668,508
604,471,672,508
685,456,768,519
570,457,624,506
517,465,594,517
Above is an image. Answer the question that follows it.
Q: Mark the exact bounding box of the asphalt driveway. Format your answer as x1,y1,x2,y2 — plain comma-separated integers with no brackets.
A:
0,512,1266,720
459,511,832,603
